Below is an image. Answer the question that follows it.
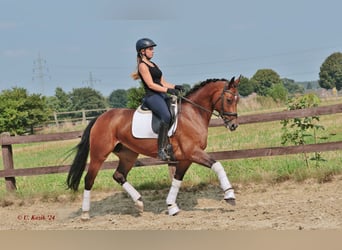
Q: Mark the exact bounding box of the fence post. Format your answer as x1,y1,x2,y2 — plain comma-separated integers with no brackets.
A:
82,109,86,125
53,111,59,127
1,133,16,191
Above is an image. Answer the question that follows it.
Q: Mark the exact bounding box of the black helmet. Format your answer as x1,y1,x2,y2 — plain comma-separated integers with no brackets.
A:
136,38,157,52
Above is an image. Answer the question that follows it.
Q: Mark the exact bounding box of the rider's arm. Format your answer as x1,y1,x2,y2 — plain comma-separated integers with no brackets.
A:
160,76,175,89
138,63,169,93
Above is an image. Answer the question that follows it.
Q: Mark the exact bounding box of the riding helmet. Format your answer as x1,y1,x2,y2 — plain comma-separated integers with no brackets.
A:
136,38,157,52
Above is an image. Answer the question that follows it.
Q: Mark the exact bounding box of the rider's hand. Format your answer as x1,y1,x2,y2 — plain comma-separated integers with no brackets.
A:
167,88,180,96
175,85,185,92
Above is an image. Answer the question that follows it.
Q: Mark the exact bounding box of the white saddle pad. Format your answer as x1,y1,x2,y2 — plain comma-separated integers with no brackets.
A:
132,106,178,139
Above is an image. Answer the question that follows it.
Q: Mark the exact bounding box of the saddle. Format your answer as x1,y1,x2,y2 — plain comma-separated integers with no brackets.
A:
132,95,178,139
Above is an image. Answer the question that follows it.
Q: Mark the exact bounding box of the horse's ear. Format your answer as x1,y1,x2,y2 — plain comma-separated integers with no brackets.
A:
229,76,240,87
234,75,241,85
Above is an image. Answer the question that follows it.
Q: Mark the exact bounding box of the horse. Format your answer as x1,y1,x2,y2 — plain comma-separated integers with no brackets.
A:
66,76,240,220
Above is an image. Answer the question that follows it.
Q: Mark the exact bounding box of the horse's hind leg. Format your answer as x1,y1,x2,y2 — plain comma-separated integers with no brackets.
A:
112,144,143,212
80,157,106,221
80,153,109,221
81,138,114,220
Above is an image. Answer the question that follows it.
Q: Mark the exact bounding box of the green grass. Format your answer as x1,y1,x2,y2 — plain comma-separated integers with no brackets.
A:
1,100,342,200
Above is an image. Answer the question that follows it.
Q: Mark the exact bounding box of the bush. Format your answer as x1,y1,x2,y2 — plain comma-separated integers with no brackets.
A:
0,88,50,135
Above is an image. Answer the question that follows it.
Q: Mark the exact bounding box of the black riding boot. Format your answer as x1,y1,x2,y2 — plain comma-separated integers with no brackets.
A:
158,122,170,161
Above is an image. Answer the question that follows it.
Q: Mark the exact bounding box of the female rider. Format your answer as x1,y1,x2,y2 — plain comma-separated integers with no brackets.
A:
131,38,184,160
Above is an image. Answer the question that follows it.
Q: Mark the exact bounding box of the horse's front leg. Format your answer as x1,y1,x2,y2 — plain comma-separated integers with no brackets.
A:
211,161,235,205
193,152,236,205
165,160,191,216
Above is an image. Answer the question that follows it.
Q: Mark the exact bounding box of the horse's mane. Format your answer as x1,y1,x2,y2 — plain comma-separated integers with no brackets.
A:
184,78,228,98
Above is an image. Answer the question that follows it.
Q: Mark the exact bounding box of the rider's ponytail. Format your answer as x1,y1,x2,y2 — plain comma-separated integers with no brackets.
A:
131,53,143,80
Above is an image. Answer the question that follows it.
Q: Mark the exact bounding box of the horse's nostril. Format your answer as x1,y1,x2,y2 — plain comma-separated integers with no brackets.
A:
230,124,238,131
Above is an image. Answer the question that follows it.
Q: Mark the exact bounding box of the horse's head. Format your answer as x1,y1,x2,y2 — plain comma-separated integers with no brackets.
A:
213,76,240,131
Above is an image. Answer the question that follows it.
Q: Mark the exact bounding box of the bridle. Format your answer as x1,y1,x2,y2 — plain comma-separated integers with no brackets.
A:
179,82,238,127
213,82,238,125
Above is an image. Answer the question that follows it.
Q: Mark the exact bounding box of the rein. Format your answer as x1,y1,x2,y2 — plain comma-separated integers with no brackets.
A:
180,96,216,116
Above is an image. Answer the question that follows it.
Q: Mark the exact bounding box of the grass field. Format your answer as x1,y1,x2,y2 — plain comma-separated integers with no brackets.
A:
1,97,342,199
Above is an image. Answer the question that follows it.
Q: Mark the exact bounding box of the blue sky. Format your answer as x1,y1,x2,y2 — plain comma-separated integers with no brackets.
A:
1,0,342,96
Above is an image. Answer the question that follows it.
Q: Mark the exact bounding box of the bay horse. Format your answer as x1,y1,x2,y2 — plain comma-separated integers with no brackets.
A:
67,76,240,220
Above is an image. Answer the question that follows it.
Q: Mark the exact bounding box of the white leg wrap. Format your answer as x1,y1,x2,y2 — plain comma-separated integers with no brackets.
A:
224,188,235,200
168,203,180,216
166,178,182,205
82,189,91,212
211,162,232,191
122,182,141,201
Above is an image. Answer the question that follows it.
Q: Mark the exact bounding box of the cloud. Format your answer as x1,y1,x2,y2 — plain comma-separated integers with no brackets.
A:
0,21,18,30
101,0,178,20
3,49,30,58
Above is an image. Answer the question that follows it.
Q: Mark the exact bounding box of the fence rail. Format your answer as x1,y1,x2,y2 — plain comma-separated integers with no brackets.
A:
1,103,342,191
51,108,108,126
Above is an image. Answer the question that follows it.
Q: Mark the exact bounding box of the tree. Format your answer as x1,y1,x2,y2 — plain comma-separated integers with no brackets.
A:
319,52,342,90
127,83,145,109
268,83,288,102
25,93,51,134
69,87,107,111
108,89,128,108
69,87,108,118
55,87,72,111
282,78,305,96
180,83,192,94
238,75,254,97
0,88,50,135
46,87,72,112
250,69,282,96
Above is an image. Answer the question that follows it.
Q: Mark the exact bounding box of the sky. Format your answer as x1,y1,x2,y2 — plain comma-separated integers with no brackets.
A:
1,0,342,96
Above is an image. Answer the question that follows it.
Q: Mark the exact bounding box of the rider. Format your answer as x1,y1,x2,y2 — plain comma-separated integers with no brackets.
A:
131,38,184,161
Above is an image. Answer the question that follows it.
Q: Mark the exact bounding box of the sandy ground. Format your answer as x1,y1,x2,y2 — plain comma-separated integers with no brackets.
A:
1,176,342,230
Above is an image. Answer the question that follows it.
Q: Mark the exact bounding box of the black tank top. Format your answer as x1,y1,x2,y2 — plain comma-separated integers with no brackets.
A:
138,61,163,97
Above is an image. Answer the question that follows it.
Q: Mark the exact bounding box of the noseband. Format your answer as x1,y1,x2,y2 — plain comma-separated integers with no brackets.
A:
180,82,238,127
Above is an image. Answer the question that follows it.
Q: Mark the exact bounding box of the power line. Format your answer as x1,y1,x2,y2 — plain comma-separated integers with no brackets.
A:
50,44,341,74
47,44,341,85
82,72,101,88
32,53,51,94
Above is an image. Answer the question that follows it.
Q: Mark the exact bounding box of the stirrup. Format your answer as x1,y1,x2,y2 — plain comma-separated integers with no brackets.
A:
158,149,170,161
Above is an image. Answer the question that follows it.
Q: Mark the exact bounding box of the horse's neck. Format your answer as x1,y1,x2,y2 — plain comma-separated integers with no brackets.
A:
181,94,213,125
188,90,214,111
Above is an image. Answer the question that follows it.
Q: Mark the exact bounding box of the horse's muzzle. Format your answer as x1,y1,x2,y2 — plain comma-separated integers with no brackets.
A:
228,122,239,131
222,115,238,131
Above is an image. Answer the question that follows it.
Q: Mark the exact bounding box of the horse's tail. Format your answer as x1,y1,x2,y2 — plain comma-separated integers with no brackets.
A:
66,117,98,191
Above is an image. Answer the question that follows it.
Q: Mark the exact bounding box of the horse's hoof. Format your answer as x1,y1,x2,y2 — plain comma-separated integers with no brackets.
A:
224,188,235,199
168,204,180,216
81,211,90,221
225,198,236,206
135,200,144,213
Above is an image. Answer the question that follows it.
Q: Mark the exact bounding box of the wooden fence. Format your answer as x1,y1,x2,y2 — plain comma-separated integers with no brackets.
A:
1,103,342,191
51,108,108,126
